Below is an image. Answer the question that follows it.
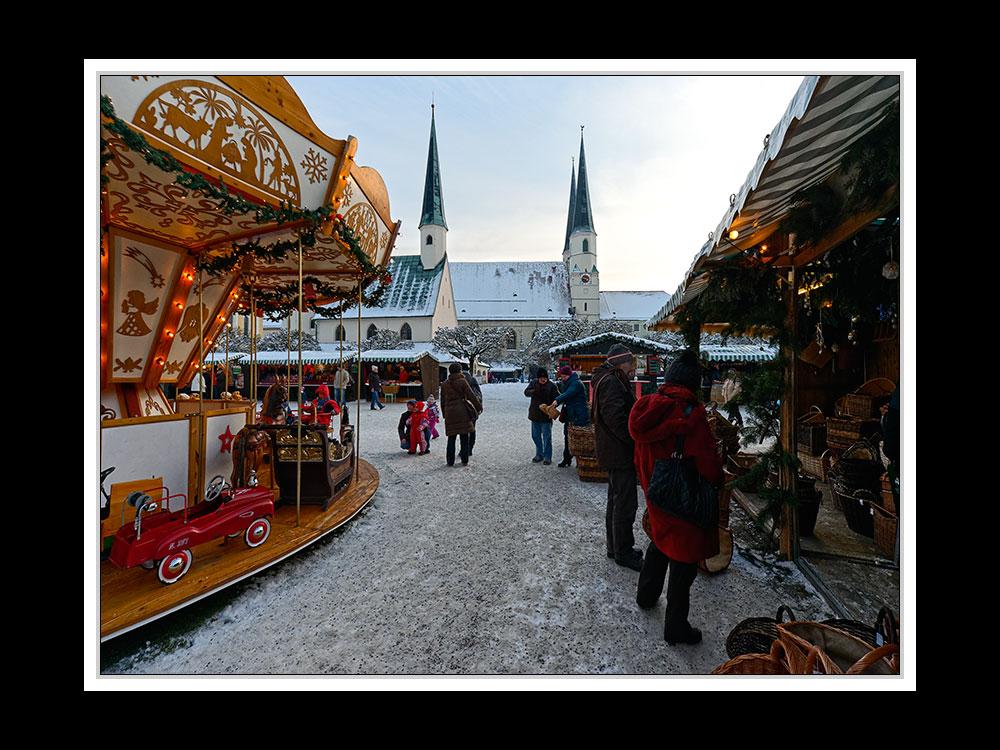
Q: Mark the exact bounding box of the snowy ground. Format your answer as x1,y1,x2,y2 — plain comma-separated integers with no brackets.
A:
98,383,832,682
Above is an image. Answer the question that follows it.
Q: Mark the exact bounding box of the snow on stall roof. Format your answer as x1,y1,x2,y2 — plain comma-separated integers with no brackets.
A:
451,261,572,320
335,342,463,364
549,331,676,355
599,291,670,321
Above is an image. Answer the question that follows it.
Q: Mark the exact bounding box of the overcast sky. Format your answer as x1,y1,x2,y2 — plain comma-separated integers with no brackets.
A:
286,70,806,296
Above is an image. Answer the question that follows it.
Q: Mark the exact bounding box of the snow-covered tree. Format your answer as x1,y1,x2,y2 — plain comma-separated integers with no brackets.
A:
256,329,321,352
361,328,414,352
432,324,514,373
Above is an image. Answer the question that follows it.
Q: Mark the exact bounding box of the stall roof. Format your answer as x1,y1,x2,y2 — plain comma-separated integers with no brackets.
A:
337,342,461,364
649,74,900,328
549,331,674,356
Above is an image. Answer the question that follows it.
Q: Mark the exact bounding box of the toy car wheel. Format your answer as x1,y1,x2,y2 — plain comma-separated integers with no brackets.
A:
244,517,271,548
140,559,156,570
157,549,192,585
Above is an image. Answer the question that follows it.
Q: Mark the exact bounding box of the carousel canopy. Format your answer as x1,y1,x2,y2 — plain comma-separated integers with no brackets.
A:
100,75,398,397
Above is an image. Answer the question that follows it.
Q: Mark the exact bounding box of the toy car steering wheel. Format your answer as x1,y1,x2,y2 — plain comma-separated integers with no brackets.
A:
205,474,232,502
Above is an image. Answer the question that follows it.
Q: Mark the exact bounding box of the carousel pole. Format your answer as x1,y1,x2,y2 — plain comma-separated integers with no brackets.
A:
225,320,230,398
356,275,362,480
198,259,206,500
250,278,257,425
295,237,303,527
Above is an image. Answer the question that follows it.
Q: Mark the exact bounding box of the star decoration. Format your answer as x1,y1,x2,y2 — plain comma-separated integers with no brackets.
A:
219,425,235,453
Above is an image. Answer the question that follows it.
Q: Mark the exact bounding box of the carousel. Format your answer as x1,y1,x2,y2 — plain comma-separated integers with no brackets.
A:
98,75,398,641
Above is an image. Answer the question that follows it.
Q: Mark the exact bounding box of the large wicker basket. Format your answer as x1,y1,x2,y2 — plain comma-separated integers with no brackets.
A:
872,503,898,557
568,424,596,457
576,455,607,483
725,605,797,659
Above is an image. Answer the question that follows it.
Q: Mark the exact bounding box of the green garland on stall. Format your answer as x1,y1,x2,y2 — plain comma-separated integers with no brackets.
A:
100,95,393,316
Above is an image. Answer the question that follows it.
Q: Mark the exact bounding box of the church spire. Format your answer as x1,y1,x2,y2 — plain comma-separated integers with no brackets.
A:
571,127,595,234
420,103,447,230
562,157,576,261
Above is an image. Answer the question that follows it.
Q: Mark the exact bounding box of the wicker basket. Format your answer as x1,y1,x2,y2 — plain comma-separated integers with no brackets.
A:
568,424,596,457
725,605,797,659
833,482,876,538
777,622,898,675
798,449,830,481
842,378,896,419
706,408,740,459
712,641,790,675
796,406,827,455
699,527,733,574
872,503,898,557
575,455,607,483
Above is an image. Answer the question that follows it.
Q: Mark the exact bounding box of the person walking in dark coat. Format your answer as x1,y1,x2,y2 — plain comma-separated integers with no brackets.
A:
440,363,482,467
592,343,642,571
524,367,559,464
630,348,723,646
368,366,385,410
550,365,590,467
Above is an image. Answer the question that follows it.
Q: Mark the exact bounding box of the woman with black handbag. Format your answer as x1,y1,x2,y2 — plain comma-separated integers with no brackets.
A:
629,349,723,646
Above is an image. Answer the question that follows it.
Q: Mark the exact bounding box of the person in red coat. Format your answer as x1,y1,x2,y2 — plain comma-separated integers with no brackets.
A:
629,348,723,646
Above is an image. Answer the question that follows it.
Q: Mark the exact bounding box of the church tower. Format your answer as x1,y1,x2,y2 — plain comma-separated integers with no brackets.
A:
419,103,448,270
566,128,599,322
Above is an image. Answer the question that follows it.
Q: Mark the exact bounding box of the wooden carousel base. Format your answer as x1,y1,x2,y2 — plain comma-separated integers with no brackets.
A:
99,459,379,641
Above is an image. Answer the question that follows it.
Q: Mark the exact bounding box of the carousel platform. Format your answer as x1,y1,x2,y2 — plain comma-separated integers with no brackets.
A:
99,459,379,641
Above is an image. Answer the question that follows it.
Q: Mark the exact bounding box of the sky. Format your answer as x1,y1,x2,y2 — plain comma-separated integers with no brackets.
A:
285,70,807,296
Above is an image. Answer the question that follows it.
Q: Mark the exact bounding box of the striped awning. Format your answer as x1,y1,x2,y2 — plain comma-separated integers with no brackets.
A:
701,344,777,363
240,350,349,365
650,74,900,328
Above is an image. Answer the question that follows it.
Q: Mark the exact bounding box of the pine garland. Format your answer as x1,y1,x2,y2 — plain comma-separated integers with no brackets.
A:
100,95,393,316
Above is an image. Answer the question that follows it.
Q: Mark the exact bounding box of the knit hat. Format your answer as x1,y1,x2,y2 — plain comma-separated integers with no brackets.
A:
606,343,633,366
407,399,417,406
559,366,573,377
663,348,702,392
536,367,549,379
415,401,424,411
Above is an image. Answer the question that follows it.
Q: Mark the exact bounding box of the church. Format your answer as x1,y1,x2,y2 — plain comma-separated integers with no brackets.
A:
312,107,668,353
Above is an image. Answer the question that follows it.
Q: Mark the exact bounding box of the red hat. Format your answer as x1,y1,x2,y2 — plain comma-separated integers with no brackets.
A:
559,366,573,377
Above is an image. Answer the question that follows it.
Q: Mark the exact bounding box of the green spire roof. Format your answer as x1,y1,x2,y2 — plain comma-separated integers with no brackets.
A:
563,159,576,255
571,129,595,234
419,106,447,229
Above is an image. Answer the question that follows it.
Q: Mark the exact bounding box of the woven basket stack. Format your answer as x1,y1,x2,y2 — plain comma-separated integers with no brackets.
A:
714,606,900,675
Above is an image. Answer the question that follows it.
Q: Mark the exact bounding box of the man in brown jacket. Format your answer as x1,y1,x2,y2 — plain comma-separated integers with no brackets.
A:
591,343,642,571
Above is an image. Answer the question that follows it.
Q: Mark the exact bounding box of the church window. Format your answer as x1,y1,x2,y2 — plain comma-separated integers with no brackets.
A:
366,324,377,339
400,323,412,340
582,239,589,254
426,234,433,245
335,324,346,341
584,303,588,311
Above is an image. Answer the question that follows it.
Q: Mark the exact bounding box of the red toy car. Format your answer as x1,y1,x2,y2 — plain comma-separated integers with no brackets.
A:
108,475,275,585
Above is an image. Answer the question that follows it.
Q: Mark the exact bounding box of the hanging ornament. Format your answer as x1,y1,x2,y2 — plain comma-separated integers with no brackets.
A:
883,238,899,279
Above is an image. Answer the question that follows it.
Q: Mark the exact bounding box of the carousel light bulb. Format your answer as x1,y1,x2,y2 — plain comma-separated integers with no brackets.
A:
728,229,739,241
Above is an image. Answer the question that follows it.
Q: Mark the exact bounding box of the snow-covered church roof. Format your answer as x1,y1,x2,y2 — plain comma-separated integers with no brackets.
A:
331,254,446,319
451,261,572,321
599,291,670,321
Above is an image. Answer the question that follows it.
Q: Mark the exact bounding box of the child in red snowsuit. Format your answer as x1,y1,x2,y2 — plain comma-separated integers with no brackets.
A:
407,401,431,455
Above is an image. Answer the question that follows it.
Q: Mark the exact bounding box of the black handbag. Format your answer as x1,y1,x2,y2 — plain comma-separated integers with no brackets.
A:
646,432,719,529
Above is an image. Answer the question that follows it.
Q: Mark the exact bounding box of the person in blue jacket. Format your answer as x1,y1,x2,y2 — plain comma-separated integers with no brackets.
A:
550,365,590,467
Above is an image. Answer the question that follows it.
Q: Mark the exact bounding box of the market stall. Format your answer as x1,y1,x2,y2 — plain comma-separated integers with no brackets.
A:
549,331,674,398
647,74,902,571
342,345,451,402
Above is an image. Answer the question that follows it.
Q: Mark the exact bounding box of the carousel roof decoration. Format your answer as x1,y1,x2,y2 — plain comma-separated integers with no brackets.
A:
100,76,399,395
